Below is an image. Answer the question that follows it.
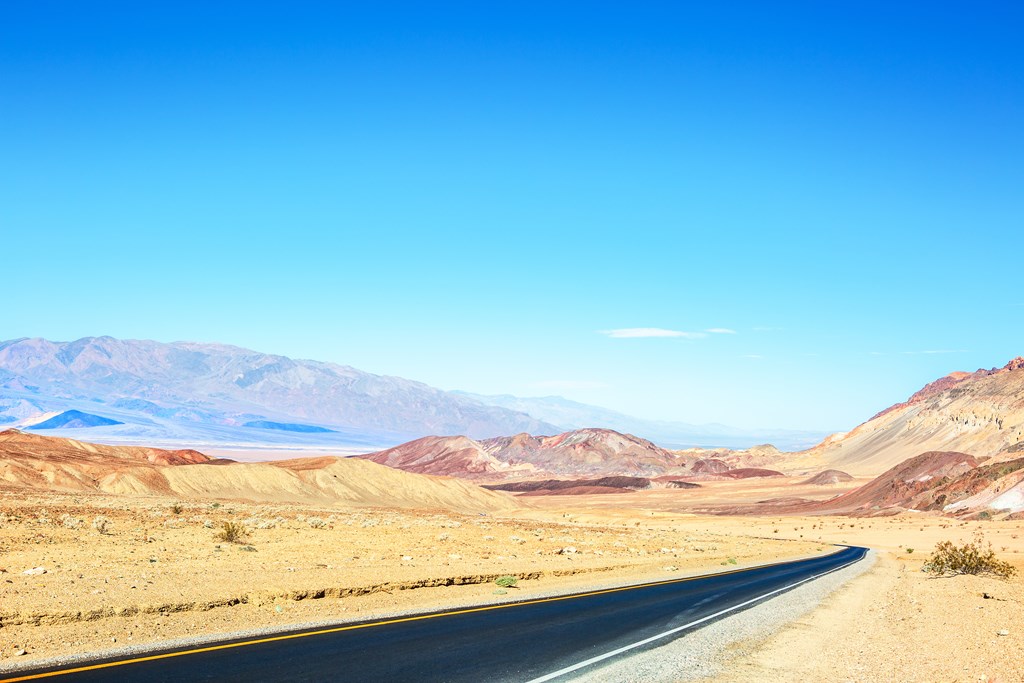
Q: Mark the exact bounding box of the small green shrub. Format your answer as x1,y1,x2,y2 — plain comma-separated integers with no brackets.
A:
727,557,738,565
170,503,184,515
923,532,1015,578
495,575,518,588
905,548,914,554
216,521,248,544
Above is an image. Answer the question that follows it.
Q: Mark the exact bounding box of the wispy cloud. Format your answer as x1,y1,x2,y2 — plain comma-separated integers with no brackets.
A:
705,328,737,334
531,380,608,391
600,328,707,339
900,349,969,355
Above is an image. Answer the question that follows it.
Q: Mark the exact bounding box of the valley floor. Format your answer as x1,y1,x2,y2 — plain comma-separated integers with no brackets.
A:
3,490,1023,681
0,491,819,670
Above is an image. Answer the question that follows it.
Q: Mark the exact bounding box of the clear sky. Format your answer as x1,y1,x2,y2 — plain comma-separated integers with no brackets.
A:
2,2,1022,432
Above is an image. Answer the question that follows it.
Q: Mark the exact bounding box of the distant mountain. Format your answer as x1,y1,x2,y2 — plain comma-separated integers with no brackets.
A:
0,337,561,449
455,392,826,451
243,420,336,433
27,409,122,430
361,428,700,480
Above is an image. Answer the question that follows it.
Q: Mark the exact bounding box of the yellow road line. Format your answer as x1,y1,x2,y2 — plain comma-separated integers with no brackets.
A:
0,548,846,682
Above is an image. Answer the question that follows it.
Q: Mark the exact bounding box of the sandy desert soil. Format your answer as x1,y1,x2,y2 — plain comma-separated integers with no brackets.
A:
0,491,821,669
4,480,1023,679
522,494,1024,683
703,551,1024,683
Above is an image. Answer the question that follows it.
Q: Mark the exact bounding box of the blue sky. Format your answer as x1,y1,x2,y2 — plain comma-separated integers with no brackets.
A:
2,2,1022,431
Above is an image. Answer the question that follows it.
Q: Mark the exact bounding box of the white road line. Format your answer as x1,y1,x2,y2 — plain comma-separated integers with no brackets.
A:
525,552,864,683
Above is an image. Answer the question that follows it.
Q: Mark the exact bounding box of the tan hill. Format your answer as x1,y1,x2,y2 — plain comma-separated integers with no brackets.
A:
784,357,1024,476
480,429,693,477
675,444,783,470
360,435,540,479
0,429,518,513
360,428,697,481
800,469,854,485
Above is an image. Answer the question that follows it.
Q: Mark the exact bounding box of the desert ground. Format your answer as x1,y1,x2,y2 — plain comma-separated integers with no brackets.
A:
2,484,1023,681
525,495,1024,683
0,489,824,669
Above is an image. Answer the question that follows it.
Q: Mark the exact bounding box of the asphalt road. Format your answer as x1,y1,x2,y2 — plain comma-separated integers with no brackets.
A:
4,546,866,683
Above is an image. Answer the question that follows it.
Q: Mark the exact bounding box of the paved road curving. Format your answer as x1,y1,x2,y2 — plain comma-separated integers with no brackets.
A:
3,546,867,683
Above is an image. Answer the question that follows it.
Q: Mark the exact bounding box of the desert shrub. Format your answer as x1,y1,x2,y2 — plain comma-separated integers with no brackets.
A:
727,557,738,565
92,516,111,535
170,503,184,515
923,532,1015,578
306,517,328,529
61,514,83,530
905,548,914,554
495,575,518,588
216,521,248,544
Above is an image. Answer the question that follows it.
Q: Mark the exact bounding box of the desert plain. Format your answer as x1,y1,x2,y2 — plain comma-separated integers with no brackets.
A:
2,481,1023,682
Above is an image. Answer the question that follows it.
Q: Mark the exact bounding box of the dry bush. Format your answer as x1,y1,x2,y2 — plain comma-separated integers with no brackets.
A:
216,521,249,544
60,514,83,530
923,531,1015,578
92,516,111,535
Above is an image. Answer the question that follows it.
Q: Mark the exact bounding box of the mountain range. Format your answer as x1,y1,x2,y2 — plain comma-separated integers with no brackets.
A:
0,337,560,450
0,336,823,451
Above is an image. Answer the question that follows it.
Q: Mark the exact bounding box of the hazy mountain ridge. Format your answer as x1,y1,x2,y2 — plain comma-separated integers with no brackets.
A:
455,392,827,451
0,336,561,447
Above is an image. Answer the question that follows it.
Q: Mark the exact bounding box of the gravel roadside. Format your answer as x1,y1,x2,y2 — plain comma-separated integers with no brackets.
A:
569,549,877,682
